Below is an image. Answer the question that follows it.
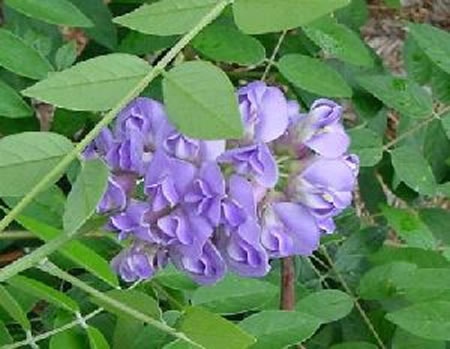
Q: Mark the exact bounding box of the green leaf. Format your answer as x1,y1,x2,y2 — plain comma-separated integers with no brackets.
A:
394,268,450,302
191,274,277,315
22,53,151,112
430,68,450,104
0,285,30,330
87,327,110,349
370,246,450,268
178,307,255,349
7,275,79,313
55,41,78,71
303,17,373,67
119,32,178,56
386,301,450,341
424,119,450,182
382,206,436,249
192,21,265,65
331,342,378,349
163,61,243,139
91,290,162,321
69,0,117,50
63,159,109,234
358,262,417,300
0,132,74,197
278,54,352,98
442,111,450,139
233,0,350,34
0,320,12,346
5,0,93,27
155,264,199,291
0,78,32,118
114,0,219,36
17,215,118,287
408,23,450,75
296,290,353,323
4,185,66,228
164,339,196,348
239,310,321,349
0,28,54,80
50,312,87,349
392,328,445,349
336,0,369,31
348,128,383,166
390,146,436,196
403,36,432,85
419,208,450,245
357,74,432,118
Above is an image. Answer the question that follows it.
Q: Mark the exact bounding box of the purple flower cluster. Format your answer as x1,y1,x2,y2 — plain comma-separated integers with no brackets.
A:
87,81,358,284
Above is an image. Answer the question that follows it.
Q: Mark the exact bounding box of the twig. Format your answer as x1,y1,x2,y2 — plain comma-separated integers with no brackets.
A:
38,261,201,347
0,0,232,234
262,30,288,81
383,105,450,151
321,247,387,349
280,257,296,310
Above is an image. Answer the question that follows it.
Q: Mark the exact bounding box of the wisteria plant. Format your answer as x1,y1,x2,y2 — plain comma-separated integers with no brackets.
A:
0,0,450,349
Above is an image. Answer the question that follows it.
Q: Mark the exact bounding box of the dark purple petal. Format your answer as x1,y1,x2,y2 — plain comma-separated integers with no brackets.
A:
110,200,157,243
157,209,212,257
170,241,226,285
219,219,270,277
111,244,167,282
106,130,145,174
219,143,278,188
115,97,168,148
83,128,115,160
184,162,225,227
145,150,196,211
97,174,136,214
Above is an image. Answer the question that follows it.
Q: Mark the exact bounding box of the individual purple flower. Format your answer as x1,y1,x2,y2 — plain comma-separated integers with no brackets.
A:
97,174,136,214
170,241,226,284
218,143,278,188
83,128,115,160
219,219,270,277
184,162,225,227
221,175,257,228
238,81,289,143
291,99,350,158
115,97,168,149
288,155,358,220
162,124,225,162
157,209,213,257
261,202,321,257
112,243,168,282
109,200,156,243
106,130,145,174
144,150,196,212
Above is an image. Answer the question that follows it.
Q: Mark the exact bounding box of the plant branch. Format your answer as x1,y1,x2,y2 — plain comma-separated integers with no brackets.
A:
383,105,450,151
280,257,296,311
0,0,231,234
262,30,287,81
321,247,386,349
38,261,202,348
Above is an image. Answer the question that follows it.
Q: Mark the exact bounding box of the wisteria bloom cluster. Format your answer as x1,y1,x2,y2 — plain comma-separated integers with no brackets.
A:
85,81,359,284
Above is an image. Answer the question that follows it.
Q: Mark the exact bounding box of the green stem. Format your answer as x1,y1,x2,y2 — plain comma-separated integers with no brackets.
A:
39,261,202,348
0,231,78,282
0,0,231,234
0,231,35,240
321,247,386,349
262,30,287,81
